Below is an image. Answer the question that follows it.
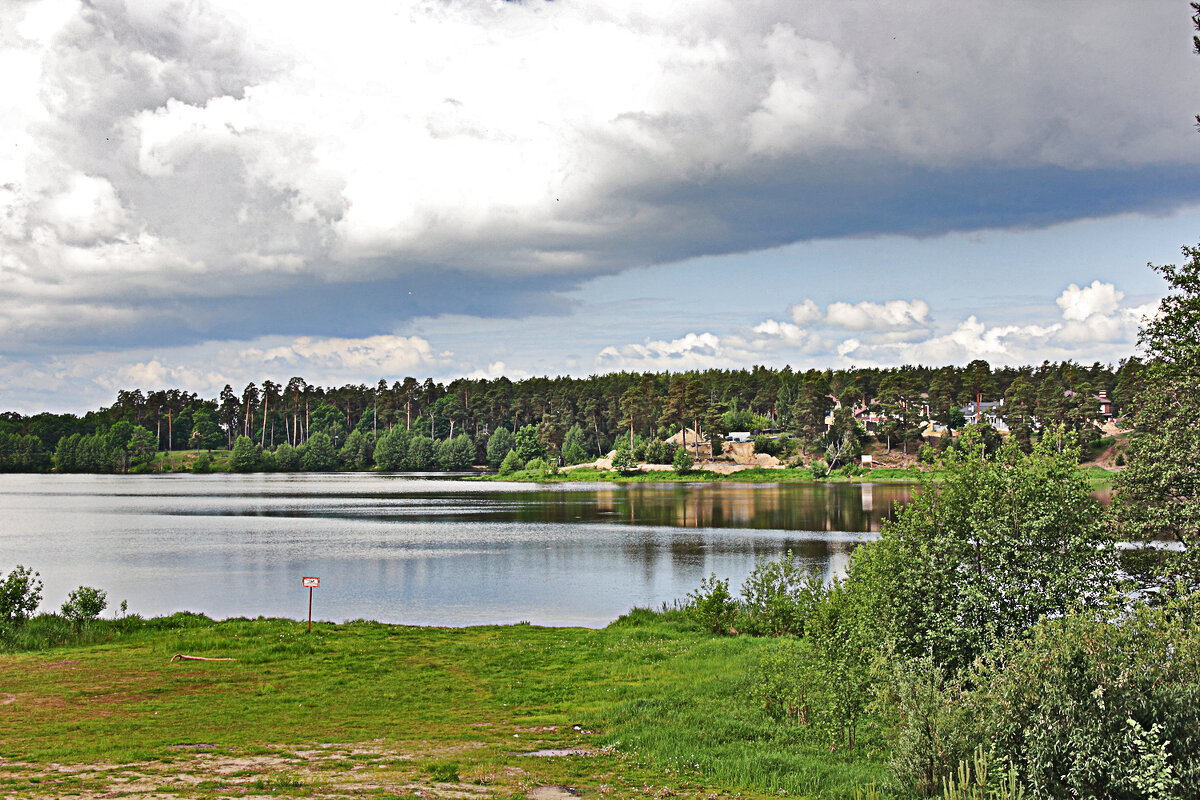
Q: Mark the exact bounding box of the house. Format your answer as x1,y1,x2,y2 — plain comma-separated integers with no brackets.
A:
960,400,1010,432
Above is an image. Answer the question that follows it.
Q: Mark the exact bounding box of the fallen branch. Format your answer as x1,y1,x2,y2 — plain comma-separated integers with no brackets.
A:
170,654,236,662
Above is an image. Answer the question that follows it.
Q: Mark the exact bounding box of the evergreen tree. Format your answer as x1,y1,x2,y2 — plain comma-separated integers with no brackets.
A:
486,427,515,468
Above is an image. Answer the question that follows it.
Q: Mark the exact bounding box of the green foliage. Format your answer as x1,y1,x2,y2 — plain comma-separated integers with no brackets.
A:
273,442,300,471
436,433,475,470
848,428,1116,673
229,435,260,472
403,434,435,470
192,451,213,473
512,424,544,463
610,446,638,473
963,593,1200,800
301,431,337,471
561,424,589,465
0,432,50,472
498,448,521,476
338,429,374,470
127,426,157,469
722,408,771,433
486,427,514,469
686,573,737,634
60,586,108,629
1115,242,1200,587
939,746,1025,800
672,445,692,474
754,435,794,460
522,457,550,477
752,636,820,722
0,565,42,631
877,652,973,795
738,552,823,637
372,428,409,471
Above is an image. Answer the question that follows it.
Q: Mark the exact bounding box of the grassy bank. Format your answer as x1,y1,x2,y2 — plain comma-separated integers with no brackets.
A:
0,611,890,799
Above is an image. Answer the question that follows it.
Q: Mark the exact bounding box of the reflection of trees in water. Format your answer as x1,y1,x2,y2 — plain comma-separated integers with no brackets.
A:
321,483,915,532
612,483,913,533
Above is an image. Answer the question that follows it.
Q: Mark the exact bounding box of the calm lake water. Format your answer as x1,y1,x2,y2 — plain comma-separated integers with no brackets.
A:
0,474,914,627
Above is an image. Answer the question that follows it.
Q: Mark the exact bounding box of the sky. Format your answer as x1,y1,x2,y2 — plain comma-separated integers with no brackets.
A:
2,0,1199,414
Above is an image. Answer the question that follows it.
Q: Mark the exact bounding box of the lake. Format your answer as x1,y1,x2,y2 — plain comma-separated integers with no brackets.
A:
0,473,914,627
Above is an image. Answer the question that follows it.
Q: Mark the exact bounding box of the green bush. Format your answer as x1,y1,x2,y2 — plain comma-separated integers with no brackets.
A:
967,592,1200,799
686,573,737,634
498,449,521,476
610,447,638,473
877,652,974,795
61,586,108,628
672,446,693,474
752,636,822,723
738,552,823,637
523,457,549,477
0,565,42,632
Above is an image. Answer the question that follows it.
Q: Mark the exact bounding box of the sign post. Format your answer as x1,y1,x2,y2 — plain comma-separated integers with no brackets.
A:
301,576,320,632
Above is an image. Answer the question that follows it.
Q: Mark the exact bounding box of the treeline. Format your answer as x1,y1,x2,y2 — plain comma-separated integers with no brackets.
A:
0,358,1141,473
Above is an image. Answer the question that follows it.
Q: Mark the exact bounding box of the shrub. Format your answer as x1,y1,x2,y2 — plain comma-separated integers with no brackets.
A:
273,442,300,471
610,447,638,473
486,427,515,468
0,565,42,630
523,457,549,477
672,446,693,474
966,592,1200,799
752,636,822,723
877,652,975,795
687,573,737,634
61,586,108,628
498,449,521,476
738,552,823,637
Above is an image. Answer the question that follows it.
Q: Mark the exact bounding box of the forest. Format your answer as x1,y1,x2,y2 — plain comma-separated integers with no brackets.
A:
0,357,1143,474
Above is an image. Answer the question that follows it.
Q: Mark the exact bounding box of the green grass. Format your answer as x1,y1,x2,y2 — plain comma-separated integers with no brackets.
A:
145,449,232,472
0,610,894,799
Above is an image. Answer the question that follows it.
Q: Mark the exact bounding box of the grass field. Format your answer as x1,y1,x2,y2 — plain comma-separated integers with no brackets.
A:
0,611,892,799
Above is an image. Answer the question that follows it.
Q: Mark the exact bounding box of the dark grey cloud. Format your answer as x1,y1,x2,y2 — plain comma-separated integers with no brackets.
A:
2,0,1198,356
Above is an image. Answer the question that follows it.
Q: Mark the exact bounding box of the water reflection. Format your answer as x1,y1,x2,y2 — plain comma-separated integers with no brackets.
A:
0,474,913,627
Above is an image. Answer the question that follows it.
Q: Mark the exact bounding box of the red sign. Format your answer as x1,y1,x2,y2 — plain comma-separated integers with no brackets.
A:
302,576,320,588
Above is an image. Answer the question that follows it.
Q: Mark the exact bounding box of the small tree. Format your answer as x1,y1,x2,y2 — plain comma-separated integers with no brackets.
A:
688,574,738,634
610,447,638,474
0,565,42,630
848,427,1117,674
498,449,522,476
513,424,544,464
61,586,107,629
672,445,693,475
486,427,515,469
301,432,337,471
229,435,259,472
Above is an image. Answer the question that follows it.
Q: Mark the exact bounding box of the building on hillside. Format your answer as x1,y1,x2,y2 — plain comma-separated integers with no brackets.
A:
960,400,1009,432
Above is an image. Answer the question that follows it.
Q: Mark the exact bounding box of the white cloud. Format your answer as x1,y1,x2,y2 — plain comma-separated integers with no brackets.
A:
787,299,822,324
241,334,441,376
594,280,1156,373
824,299,930,331
1056,280,1124,321
1,0,1196,353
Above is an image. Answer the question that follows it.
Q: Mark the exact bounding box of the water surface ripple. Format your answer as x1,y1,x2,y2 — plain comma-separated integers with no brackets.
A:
0,473,913,627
